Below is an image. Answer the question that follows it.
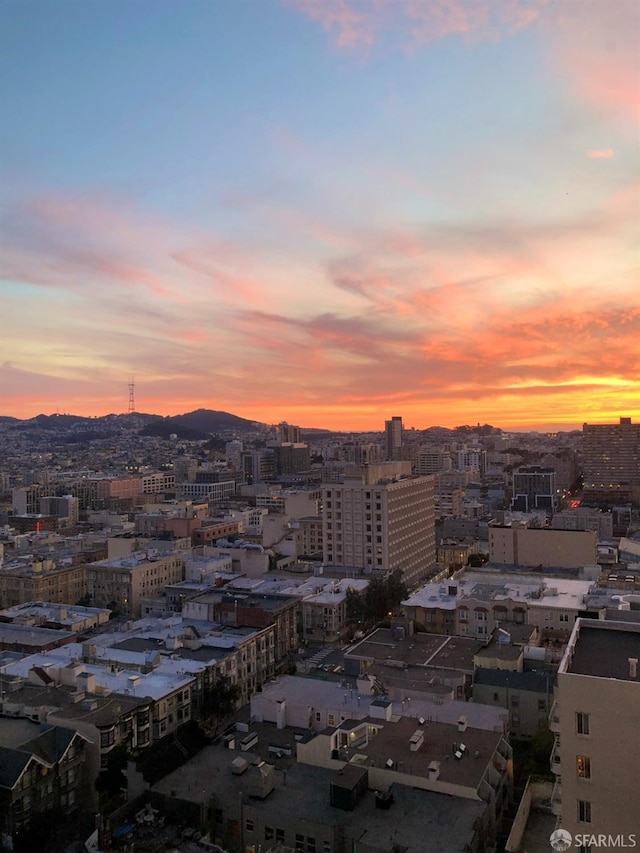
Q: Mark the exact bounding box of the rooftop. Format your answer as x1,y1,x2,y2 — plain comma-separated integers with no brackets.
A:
333,714,504,791
564,620,640,682
151,726,486,852
347,629,480,672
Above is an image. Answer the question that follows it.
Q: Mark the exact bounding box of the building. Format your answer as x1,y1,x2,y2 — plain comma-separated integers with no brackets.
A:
549,619,640,839
473,669,555,739
38,495,80,526
582,417,640,507
384,416,403,461
0,560,87,610
298,515,323,558
551,507,613,539
85,551,185,616
0,721,91,849
183,589,298,675
300,578,368,643
151,735,492,853
488,523,597,569
322,463,436,587
0,601,111,633
511,466,557,514
278,422,301,443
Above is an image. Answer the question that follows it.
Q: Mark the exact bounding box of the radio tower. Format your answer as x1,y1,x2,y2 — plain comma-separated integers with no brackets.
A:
128,375,136,414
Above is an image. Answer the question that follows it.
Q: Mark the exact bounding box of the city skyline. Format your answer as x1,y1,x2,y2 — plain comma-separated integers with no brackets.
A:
1,0,639,431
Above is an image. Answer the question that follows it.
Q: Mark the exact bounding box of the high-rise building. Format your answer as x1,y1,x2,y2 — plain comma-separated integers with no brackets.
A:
582,417,640,507
550,619,640,840
278,422,301,443
322,462,436,587
384,416,404,461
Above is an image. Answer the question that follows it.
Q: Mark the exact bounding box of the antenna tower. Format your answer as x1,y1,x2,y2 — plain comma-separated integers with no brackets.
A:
128,375,136,414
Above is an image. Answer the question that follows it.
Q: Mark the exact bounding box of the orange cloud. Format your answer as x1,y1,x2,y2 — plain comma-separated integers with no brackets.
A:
587,149,615,159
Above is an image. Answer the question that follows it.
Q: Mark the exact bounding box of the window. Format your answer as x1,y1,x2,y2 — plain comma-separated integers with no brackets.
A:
265,827,274,841
100,730,115,748
538,699,547,711
577,755,591,779
307,839,316,853
276,829,285,843
576,712,590,735
578,800,592,823
245,818,254,832
493,692,499,702
323,844,332,853
511,695,520,708
316,712,322,722
327,714,335,726
296,836,305,852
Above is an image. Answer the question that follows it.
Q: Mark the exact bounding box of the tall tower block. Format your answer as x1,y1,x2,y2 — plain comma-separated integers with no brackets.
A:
128,376,136,414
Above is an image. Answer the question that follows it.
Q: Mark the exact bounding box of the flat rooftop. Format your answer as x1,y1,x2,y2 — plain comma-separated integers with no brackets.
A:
336,714,504,791
151,728,486,852
566,621,640,681
347,629,481,670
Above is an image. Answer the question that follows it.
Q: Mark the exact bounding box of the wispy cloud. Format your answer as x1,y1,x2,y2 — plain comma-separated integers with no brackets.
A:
284,0,545,52
587,148,615,159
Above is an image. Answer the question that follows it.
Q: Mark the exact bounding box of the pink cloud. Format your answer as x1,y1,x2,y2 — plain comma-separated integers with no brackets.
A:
587,149,615,159
541,0,640,122
285,0,546,52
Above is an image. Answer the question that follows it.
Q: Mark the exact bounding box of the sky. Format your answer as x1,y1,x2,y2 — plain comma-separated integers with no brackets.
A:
1,0,639,431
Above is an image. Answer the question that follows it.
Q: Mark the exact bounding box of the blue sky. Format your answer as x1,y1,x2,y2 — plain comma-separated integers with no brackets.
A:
1,0,638,428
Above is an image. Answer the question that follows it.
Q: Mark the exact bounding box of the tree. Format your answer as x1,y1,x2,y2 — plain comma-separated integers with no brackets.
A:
386,569,408,608
200,677,241,735
345,587,365,624
95,743,128,805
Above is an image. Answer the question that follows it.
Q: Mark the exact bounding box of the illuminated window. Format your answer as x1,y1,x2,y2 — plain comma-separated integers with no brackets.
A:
577,755,591,779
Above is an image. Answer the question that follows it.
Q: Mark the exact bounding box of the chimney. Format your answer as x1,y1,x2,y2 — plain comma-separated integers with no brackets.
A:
629,658,638,679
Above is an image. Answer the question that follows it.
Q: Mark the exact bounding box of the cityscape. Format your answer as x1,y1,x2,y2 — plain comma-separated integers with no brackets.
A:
0,409,639,853
1,1,640,852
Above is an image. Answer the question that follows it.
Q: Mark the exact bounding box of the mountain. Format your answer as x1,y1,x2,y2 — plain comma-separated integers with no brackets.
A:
170,409,265,433
1,409,266,439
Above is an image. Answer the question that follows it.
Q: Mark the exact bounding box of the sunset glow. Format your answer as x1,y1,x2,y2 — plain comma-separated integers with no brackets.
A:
1,0,638,430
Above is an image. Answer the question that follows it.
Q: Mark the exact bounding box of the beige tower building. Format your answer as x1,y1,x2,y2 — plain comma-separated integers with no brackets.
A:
550,619,640,841
322,463,436,587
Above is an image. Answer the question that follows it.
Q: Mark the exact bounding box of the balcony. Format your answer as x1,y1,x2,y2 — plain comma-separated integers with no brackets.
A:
549,700,560,733
550,777,562,816
550,735,561,775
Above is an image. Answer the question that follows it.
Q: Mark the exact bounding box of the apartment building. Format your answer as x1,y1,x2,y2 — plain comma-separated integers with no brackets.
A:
322,463,436,587
0,721,91,848
184,590,297,676
86,551,185,616
0,559,87,610
549,619,640,840
582,417,640,507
